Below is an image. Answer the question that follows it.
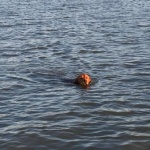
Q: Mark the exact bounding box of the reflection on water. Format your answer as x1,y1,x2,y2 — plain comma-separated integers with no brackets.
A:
0,0,150,149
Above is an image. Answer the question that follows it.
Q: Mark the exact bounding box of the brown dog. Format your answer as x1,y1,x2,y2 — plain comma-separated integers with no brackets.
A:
74,73,91,86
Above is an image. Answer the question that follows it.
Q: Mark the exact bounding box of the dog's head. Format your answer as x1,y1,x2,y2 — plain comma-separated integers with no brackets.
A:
74,74,91,86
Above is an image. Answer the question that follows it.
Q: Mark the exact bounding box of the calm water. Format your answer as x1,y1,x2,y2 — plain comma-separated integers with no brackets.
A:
0,0,150,149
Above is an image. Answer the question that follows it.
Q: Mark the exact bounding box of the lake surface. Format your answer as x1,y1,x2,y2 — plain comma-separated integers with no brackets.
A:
0,0,150,149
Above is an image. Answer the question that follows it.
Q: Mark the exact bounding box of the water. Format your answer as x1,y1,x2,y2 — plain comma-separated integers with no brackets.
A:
0,0,150,149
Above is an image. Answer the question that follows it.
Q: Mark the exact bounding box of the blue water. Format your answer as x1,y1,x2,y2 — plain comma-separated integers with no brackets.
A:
0,0,150,149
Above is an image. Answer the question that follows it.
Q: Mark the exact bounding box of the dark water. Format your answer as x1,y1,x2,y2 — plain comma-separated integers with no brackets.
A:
0,0,150,149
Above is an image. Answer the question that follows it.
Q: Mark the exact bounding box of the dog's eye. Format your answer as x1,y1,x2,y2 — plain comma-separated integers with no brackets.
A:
83,79,86,83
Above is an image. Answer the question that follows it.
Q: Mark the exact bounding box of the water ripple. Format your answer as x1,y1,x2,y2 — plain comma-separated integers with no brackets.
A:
0,0,150,149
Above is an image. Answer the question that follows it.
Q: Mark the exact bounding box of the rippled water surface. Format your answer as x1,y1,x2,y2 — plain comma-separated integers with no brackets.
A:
0,0,150,149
